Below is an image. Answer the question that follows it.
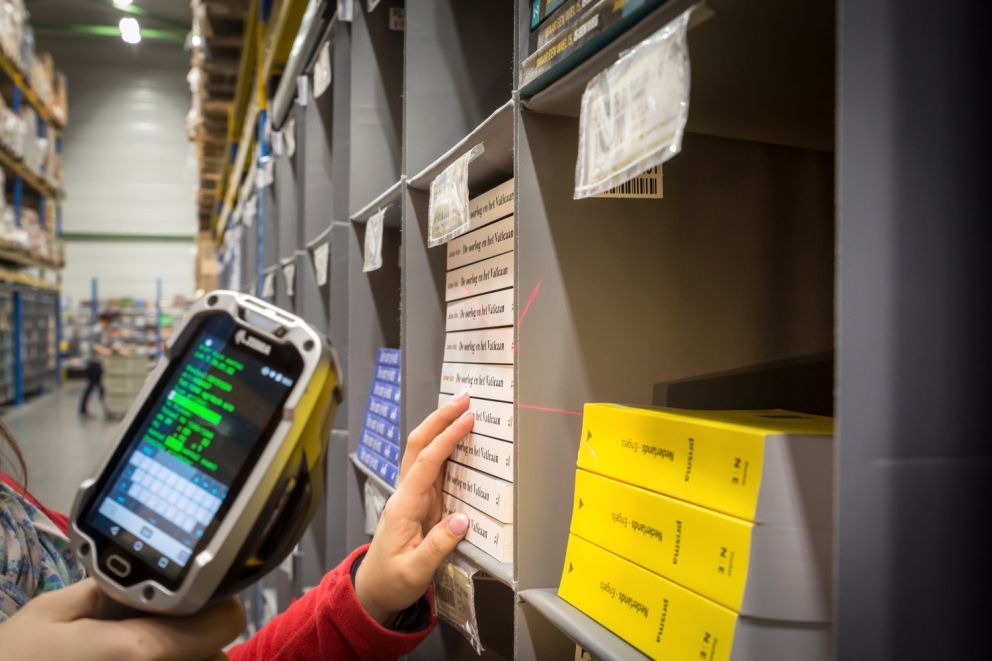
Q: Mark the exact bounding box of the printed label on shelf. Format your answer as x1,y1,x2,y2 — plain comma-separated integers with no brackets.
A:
388,7,405,31
313,41,332,99
443,461,514,523
364,410,401,443
285,117,297,157
434,556,483,655
592,165,663,199
440,363,514,403
282,262,295,298
443,493,513,563
296,74,310,106
313,241,330,286
446,215,515,271
443,327,515,365
363,479,389,536
452,432,513,482
574,10,692,199
428,143,485,248
262,271,276,299
363,208,385,272
445,289,515,332
439,392,513,442
444,251,514,302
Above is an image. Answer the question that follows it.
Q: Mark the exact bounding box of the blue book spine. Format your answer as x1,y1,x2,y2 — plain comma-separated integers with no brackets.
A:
360,428,401,465
368,395,401,425
357,444,400,486
372,379,402,404
374,364,401,385
376,347,402,367
363,410,401,444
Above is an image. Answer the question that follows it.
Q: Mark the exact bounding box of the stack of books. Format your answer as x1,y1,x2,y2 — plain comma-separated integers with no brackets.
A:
558,404,834,660
356,347,402,487
522,0,672,95
436,179,515,563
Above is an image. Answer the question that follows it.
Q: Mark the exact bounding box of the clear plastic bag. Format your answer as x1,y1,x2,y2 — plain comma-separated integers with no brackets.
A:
363,207,385,272
574,9,692,199
427,143,485,248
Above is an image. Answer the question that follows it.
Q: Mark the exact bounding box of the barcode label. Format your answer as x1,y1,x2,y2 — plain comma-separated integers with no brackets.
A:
592,166,663,199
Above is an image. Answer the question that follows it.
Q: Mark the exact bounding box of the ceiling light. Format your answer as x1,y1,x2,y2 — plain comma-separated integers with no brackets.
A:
119,17,141,44
113,0,134,9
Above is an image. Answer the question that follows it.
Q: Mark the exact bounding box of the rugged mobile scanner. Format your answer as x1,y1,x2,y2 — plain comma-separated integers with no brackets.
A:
69,291,342,615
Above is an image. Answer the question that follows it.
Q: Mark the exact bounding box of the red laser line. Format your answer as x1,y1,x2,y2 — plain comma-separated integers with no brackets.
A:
518,403,583,417
516,280,542,327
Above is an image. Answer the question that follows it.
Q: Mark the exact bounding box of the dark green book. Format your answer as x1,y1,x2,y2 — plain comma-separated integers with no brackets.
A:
529,0,597,53
519,0,669,97
530,0,568,30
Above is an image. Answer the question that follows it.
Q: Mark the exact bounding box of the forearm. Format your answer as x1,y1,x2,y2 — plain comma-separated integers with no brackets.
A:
227,545,434,661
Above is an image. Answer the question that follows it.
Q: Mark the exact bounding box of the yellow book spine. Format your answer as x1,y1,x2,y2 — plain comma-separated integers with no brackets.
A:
577,404,766,520
559,534,738,660
570,469,754,612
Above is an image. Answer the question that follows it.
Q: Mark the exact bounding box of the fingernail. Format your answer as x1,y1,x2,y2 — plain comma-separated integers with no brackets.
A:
448,513,469,535
453,390,470,403
459,410,475,422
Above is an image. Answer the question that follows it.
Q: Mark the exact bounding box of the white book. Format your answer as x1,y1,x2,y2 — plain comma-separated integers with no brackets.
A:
452,432,513,482
439,362,513,403
467,178,514,230
438,393,513,442
445,289,515,332
446,215,515,271
443,460,513,523
443,327,514,365
445,251,514,302
443,493,513,563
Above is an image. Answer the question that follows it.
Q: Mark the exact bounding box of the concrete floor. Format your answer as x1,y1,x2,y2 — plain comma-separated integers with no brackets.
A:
2,382,119,513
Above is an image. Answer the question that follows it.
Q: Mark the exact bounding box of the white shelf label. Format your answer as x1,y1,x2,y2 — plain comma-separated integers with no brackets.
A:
285,117,297,158
389,7,405,31
363,208,385,273
262,271,275,299
313,41,332,99
362,479,388,536
434,556,483,654
428,143,484,248
282,262,295,298
337,0,354,22
296,74,310,106
574,10,692,199
313,241,330,286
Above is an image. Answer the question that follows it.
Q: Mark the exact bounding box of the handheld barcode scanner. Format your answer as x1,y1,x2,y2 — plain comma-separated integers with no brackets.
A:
69,290,342,616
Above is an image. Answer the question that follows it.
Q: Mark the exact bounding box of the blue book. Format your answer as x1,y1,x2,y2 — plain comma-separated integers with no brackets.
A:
360,428,401,465
364,410,401,444
376,347,401,367
374,364,401,385
368,395,401,425
357,444,399,486
372,380,402,404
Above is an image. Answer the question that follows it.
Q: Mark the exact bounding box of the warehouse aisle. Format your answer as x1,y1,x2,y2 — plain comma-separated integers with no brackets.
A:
2,383,118,513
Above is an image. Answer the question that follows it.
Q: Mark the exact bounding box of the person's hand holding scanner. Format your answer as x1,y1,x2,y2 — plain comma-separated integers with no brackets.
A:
355,391,474,625
0,578,244,661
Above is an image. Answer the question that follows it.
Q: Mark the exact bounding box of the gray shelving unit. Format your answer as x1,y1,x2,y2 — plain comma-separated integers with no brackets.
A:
218,0,985,658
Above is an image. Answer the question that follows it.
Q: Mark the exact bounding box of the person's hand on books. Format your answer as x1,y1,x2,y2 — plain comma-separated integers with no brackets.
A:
355,392,474,625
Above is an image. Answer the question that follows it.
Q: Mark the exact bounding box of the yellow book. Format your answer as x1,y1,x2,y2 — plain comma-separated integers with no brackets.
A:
577,405,834,527
558,534,830,661
569,469,831,621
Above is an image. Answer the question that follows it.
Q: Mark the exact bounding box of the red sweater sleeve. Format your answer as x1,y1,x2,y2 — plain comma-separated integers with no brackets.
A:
227,544,436,661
